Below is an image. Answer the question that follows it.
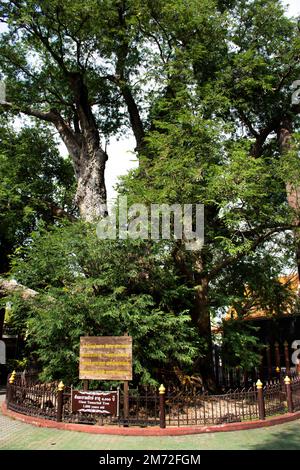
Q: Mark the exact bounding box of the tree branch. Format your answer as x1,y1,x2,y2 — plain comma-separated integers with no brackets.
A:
45,201,77,222
0,278,38,300
118,82,145,152
29,22,69,75
111,7,145,152
0,100,58,122
0,100,82,171
250,118,280,157
207,226,293,282
238,109,258,138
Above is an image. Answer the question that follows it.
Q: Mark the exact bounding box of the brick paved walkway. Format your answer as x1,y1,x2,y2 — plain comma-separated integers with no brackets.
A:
1,389,300,450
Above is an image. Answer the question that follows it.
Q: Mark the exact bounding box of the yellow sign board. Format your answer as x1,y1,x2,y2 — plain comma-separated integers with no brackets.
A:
79,336,132,381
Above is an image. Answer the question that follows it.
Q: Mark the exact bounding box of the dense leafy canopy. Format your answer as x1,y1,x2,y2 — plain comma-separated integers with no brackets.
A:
7,222,201,384
0,122,75,273
1,0,300,385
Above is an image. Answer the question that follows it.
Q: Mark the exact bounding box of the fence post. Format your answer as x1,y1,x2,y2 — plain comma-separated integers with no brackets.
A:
57,381,64,422
284,376,293,413
275,342,280,370
284,341,291,376
276,366,281,382
256,379,265,420
7,370,16,404
159,384,166,429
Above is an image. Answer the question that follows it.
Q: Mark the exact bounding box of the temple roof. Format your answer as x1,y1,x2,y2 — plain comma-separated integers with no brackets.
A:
212,273,299,334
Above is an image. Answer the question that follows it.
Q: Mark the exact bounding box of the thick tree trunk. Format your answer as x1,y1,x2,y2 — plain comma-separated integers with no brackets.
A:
172,245,215,389
192,275,216,390
120,84,145,152
74,146,108,222
51,75,109,222
56,125,108,221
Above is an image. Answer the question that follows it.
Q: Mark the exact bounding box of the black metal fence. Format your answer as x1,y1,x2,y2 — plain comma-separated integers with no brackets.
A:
7,381,58,421
165,387,259,426
291,376,300,412
122,388,160,427
6,372,300,428
264,382,286,416
213,341,300,391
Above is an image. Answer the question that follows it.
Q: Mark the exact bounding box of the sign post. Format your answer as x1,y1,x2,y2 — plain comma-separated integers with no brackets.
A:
123,380,129,421
83,380,89,391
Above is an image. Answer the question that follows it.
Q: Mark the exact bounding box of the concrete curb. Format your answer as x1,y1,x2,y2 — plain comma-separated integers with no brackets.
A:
2,401,300,436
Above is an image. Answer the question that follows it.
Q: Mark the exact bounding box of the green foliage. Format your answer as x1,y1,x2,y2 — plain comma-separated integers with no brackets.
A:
211,238,297,321
2,0,300,381
0,123,75,273
0,0,145,138
118,0,300,371
222,320,262,370
7,222,201,385
121,97,294,273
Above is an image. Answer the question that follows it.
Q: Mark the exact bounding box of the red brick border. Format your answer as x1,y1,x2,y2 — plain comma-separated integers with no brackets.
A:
2,401,300,436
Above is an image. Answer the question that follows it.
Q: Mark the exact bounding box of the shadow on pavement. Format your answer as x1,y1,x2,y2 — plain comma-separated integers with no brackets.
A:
249,425,300,450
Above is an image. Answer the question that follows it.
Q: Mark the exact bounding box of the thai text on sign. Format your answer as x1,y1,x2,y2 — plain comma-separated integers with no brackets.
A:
71,390,119,415
79,336,132,381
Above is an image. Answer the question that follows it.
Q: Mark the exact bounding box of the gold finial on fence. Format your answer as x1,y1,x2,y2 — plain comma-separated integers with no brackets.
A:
159,384,166,395
58,381,65,391
256,379,263,389
276,366,280,373
9,370,16,384
284,376,291,385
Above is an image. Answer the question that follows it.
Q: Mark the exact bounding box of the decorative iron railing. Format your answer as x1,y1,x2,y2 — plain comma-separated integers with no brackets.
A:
6,372,300,428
